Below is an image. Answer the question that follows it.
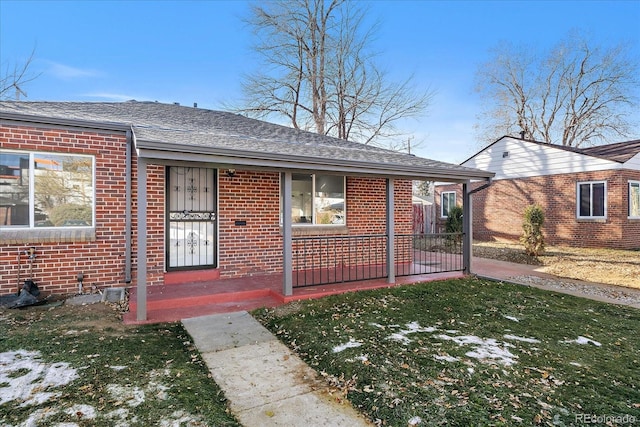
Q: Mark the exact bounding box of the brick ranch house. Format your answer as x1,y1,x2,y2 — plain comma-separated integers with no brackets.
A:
435,135,640,250
1,101,493,321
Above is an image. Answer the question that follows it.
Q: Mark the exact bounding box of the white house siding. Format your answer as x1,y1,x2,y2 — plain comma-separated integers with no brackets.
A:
463,137,621,180
624,152,640,170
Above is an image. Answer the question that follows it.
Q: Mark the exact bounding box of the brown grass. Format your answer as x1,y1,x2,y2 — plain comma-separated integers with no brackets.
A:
473,241,640,289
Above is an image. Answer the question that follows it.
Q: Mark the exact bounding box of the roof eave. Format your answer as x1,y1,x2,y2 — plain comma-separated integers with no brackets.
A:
0,111,131,132
135,140,494,182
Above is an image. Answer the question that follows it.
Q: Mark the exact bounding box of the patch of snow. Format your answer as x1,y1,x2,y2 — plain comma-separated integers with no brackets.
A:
563,336,602,347
436,334,518,366
467,367,475,375
109,365,128,371
158,410,206,427
569,362,582,367
369,322,385,329
405,321,437,334
407,415,422,426
106,384,146,407
575,336,602,346
64,329,89,335
105,408,131,427
332,338,362,353
433,355,459,363
388,332,413,344
503,334,540,343
387,322,437,344
503,315,519,322
64,404,97,419
0,350,79,407
18,408,56,426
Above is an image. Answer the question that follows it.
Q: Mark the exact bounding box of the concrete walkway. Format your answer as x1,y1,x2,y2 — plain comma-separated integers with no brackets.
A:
472,257,640,309
182,311,372,427
181,259,639,427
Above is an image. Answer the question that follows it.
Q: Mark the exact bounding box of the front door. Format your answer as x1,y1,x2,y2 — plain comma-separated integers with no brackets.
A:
166,167,217,270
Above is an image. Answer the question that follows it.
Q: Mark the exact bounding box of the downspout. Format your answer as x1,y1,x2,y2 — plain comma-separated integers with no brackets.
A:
467,177,493,196
124,128,132,283
462,177,493,274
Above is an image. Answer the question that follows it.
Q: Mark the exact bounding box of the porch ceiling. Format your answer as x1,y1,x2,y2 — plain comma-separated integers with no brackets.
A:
0,100,494,182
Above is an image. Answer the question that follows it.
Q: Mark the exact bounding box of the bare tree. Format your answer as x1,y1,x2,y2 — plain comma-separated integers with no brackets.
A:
475,32,639,147
239,0,432,146
1,48,40,101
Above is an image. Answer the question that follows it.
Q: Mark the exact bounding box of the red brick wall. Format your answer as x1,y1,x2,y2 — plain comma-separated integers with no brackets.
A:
347,177,412,235
0,123,133,295
215,174,414,275
138,164,165,287
218,170,283,277
435,171,640,250
1,122,415,295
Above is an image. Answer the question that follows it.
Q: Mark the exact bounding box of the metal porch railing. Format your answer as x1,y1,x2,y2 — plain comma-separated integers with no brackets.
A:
292,232,463,287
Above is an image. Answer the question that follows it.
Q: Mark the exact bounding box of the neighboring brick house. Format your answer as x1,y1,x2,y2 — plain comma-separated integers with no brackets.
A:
1,101,492,320
435,135,640,250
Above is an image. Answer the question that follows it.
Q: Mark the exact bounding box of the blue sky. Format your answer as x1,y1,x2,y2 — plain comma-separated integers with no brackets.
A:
1,0,639,164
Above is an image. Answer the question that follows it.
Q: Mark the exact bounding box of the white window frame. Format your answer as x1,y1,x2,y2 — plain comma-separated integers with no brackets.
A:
283,173,346,226
441,191,456,218
0,149,96,229
576,180,607,219
629,181,640,219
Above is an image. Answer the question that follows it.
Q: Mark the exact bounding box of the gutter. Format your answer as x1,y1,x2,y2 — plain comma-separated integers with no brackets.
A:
0,111,130,132
136,142,495,182
124,128,133,283
467,177,493,194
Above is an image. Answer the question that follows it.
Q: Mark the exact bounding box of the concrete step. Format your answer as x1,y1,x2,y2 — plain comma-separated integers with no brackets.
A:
124,293,282,324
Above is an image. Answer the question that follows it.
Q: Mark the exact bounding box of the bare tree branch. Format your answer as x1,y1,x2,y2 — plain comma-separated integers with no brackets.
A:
1,47,41,100
475,32,639,147
234,0,432,147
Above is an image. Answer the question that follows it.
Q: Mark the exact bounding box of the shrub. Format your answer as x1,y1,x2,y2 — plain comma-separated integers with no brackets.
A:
445,205,464,250
445,205,463,234
520,204,545,256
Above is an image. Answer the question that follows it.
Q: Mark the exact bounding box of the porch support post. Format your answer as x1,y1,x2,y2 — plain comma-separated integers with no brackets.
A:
282,172,293,296
462,181,472,274
386,177,395,283
136,158,148,321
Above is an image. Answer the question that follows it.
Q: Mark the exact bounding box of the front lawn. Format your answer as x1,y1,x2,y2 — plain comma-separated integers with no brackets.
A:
0,303,240,427
253,278,640,426
473,241,640,289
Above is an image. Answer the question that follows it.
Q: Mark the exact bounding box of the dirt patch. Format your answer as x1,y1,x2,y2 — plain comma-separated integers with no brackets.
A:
473,241,640,289
1,298,131,336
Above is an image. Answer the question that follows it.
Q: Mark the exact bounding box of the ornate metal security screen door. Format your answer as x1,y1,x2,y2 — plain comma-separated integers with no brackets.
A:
167,167,217,270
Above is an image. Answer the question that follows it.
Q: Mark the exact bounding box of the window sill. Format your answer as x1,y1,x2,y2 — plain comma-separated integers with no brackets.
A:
0,228,97,244
576,218,607,223
282,225,349,237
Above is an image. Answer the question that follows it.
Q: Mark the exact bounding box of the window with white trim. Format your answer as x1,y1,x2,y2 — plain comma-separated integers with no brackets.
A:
290,173,345,225
630,181,640,218
577,181,606,219
0,150,95,228
441,191,456,218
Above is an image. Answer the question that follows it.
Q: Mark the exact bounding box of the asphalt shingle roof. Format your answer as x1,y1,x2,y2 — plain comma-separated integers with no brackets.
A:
0,100,493,180
509,137,640,164
578,140,640,163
